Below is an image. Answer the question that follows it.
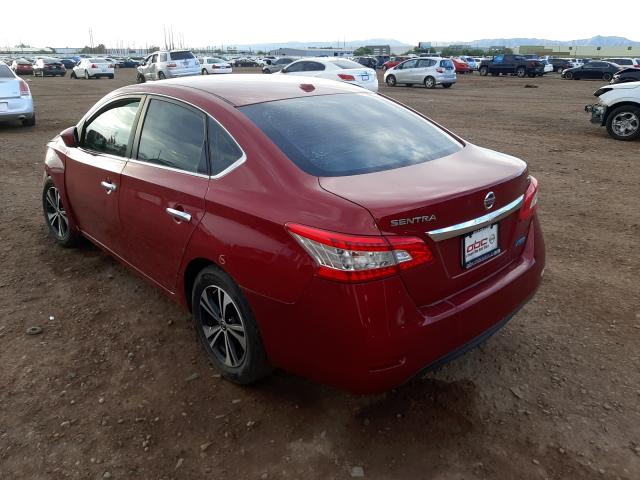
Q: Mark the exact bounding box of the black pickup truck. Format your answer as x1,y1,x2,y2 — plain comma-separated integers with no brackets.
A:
479,54,544,78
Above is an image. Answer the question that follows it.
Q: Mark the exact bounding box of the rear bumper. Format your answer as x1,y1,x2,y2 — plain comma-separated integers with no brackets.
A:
166,70,200,78
0,98,34,122
246,215,545,394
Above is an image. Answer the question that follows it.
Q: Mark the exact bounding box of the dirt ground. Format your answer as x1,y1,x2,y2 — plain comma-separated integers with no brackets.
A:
1,67,639,480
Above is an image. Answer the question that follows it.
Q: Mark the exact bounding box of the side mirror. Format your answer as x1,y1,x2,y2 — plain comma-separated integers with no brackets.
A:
60,126,78,148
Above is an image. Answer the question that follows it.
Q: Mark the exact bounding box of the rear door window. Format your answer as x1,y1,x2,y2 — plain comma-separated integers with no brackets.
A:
82,100,141,157
208,120,244,176
137,99,207,175
305,61,326,71
240,93,461,177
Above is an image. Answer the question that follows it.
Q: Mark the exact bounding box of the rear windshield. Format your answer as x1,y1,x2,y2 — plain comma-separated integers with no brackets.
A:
208,58,225,63
90,58,107,63
240,94,462,177
170,51,195,60
0,64,14,78
330,59,362,69
440,59,454,68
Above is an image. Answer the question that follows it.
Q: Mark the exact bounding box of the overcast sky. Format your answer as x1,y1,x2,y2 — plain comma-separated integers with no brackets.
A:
3,0,640,49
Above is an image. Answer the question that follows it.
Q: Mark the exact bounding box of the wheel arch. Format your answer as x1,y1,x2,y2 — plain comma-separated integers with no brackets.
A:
602,101,640,126
183,257,221,312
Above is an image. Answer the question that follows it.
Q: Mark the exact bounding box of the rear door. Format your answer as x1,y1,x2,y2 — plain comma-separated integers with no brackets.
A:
400,59,418,83
118,97,209,292
65,97,142,252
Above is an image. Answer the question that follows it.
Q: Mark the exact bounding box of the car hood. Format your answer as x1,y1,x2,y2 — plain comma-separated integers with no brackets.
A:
607,80,640,90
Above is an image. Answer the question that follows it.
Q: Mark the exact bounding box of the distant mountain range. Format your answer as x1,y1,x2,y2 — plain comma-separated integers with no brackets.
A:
234,35,639,51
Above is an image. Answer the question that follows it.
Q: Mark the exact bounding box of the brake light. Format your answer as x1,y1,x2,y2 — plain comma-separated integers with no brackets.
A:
167,62,177,68
519,176,539,220
108,64,114,68
212,65,220,69
19,79,30,96
91,64,97,68
286,223,433,282
436,67,444,73
337,74,355,81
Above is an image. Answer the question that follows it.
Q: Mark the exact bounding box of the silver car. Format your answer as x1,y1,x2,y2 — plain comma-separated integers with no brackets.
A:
0,63,35,126
136,50,200,82
384,57,457,89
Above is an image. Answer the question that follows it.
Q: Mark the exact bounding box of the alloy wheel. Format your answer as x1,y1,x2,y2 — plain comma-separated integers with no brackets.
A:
44,186,69,239
611,111,639,137
199,285,247,368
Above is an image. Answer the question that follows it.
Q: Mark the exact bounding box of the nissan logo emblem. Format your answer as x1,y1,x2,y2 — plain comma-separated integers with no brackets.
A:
484,192,496,210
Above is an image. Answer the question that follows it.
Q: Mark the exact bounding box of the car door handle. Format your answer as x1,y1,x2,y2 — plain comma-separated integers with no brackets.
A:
100,180,117,194
166,207,191,223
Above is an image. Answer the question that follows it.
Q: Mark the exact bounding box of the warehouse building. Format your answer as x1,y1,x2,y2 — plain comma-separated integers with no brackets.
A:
268,46,353,57
514,45,640,58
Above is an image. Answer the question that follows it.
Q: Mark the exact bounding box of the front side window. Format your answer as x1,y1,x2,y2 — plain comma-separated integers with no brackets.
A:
240,93,461,177
209,120,244,176
402,59,418,69
494,55,504,63
137,99,207,175
83,100,140,157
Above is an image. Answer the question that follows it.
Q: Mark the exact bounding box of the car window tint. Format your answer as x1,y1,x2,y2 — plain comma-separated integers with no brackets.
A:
137,99,207,175
285,61,305,72
0,64,13,78
403,60,418,69
159,53,167,62
83,100,140,157
209,120,244,176
494,55,504,63
170,51,195,60
331,59,363,69
305,62,325,71
241,93,461,177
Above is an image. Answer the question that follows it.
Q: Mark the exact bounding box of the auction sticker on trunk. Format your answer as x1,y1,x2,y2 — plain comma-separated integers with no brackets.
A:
463,224,500,268
0,103,7,112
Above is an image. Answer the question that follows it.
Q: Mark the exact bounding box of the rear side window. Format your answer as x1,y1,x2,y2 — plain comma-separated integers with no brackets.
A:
83,100,140,157
170,51,195,60
159,53,167,62
440,59,453,68
0,64,13,78
208,120,244,176
240,94,461,177
331,59,363,69
137,99,207,175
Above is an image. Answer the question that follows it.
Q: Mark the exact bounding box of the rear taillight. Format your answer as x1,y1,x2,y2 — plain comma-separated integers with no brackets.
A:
519,176,539,220
19,79,30,96
286,223,433,282
436,67,444,73
167,62,177,68
337,74,355,81
212,65,220,69
108,64,114,68
91,64,97,68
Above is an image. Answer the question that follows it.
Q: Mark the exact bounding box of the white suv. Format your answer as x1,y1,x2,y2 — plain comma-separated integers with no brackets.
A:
137,50,200,82
384,57,456,89
585,82,640,140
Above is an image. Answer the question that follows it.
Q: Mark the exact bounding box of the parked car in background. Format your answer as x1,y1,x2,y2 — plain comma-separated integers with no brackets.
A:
262,57,294,74
562,61,621,81
451,58,472,74
384,57,456,89
0,63,35,126
59,58,77,70
33,57,66,77
462,56,478,70
42,74,544,393
10,58,33,75
610,67,640,84
375,55,390,69
382,56,409,71
136,50,200,82
70,58,115,80
549,58,572,73
199,57,232,75
479,55,544,78
278,57,378,92
585,82,640,140
604,58,639,68
539,60,554,74
353,56,378,69
120,58,141,68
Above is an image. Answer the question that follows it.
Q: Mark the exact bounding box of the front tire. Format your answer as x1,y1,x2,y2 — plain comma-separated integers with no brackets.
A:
70,71,77,79
479,66,488,76
192,266,271,385
564,71,573,80
158,71,166,80
603,72,612,81
136,73,146,83
202,68,208,75
385,75,396,87
606,105,640,141
424,76,436,89
516,66,526,78
442,83,453,88
22,112,36,127
84,70,90,80
42,178,82,247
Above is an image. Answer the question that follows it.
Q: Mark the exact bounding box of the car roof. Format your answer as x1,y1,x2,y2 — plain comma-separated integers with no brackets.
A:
116,74,371,107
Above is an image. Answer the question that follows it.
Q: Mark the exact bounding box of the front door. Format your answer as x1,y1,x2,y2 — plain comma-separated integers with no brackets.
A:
119,97,209,292
65,98,142,252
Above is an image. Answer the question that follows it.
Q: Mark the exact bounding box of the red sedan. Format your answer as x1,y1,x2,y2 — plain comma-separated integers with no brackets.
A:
11,59,34,75
452,57,472,74
42,75,545,393
382,56,409,71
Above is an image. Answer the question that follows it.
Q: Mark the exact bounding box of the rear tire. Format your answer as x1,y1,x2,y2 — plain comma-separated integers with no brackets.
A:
70,71,76,79
109,74,114,79
385,75,396,87
424,76,436,89
479,66,488,76
603,72,612,81
516,66,526,78
202,69,208,75
22,112,35,127
564,71,573,80
84,70,90,80
442,83,453,88
136,73,146,83
158,71,166,80
192,266,272,385
606,105,640,141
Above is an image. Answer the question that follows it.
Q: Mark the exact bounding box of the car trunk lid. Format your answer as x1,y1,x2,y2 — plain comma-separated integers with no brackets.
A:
0,78,20,100
319,144,531,306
